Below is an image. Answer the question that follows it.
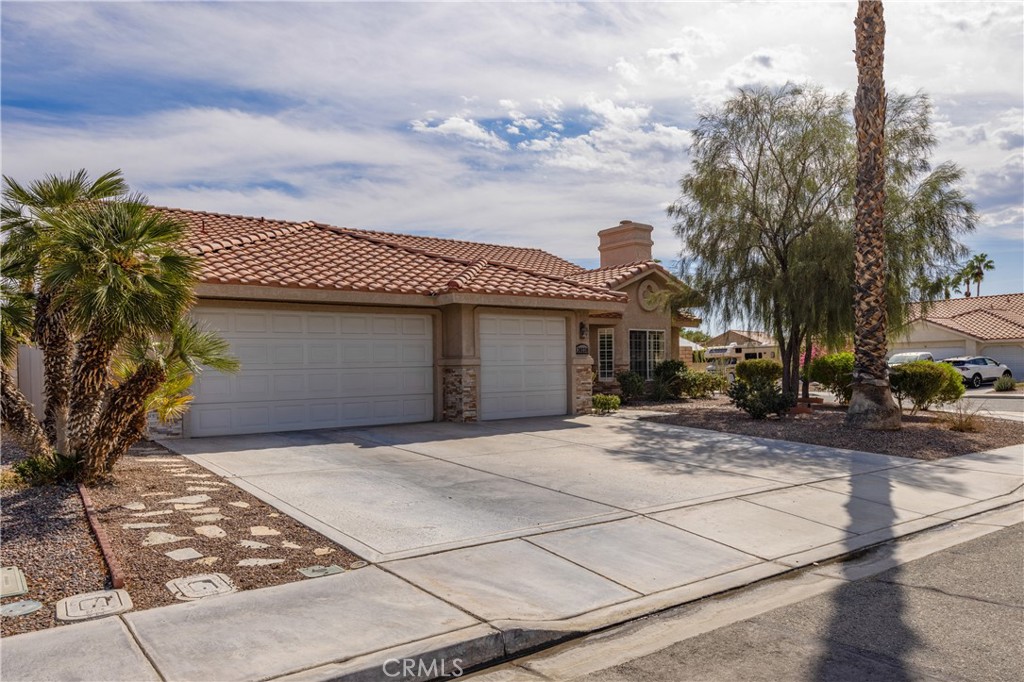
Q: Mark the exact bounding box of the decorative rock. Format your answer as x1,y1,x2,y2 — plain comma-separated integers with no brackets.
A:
281,541,302,549
313,547,335,557
269,513,281,518
185,507,220,515
121,502,146,511
121,522,170,529
238,558,285,567
141,492,171,497
194,557,221,566
187,487,222,492
228,501,250,509
1,600,42,617
1,566,28,598
194,526,226,539
249,526,280,536
55,590,133,622
350,561,369,569
239,540,271,549
165,573,236,601
132,510,173,517
165,547,204,562
161,494,211,505
142,531,190,546
297,565,345,578
191,514,228,523
174,503,206,510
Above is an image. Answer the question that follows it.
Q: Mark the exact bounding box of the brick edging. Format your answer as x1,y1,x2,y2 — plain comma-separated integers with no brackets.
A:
77,483,126,589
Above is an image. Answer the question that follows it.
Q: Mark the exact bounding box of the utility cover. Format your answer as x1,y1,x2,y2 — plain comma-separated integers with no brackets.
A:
1,600,42,617
298,565,345,578
1,566,28,598
166,573,236,601
55,590,133,622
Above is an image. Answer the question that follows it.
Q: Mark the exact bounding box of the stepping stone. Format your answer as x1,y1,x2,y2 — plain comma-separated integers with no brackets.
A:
166,573,236,601
281,541,302,549
194,557,221,566
185,507,220,514
132,510,173,518
1,566,28,598
228,501,250,509
165,547,204,562
141,492,171,497
174,503,206,510
250,526,280,537
142,531,189,547
194,525,226,539
1,600,42,617
121,502,146,511
192,514,227,523
238,558,284,567
313,548,335,557
239,540,271,549
297,565,345,578
122,522,170,529
187,487,221,492
55,590,132,622
162,494,211,505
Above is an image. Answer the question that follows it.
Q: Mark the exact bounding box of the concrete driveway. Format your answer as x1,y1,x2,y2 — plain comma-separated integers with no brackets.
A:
160,415,1005,563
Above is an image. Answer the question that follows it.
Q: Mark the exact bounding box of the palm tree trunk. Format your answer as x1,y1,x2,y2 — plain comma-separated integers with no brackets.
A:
80,360,165,482
67,323,117,458
1,368,51,460
846,0,901,430
33,291,74,453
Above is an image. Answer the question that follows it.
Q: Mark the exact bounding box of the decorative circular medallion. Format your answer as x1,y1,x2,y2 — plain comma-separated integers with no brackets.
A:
638,280,660,311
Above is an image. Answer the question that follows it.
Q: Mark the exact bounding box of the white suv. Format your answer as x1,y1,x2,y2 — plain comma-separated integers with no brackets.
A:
942,356,1013,388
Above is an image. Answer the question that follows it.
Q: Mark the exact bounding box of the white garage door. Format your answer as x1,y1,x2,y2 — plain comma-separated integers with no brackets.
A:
479,314,567,420
981,344,1024,379
189,307,433,436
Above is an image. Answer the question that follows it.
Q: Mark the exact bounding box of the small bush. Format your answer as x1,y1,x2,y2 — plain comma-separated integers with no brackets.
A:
943,400,982,433
592,393,621,414
994,375,1017,392
727,378,796,420
650,360,688,400
13,453,80,486
615,371,645,404
680,370,727,399
889,361,965,414
0,469,26,491
806,352,854,404
735,359,783,385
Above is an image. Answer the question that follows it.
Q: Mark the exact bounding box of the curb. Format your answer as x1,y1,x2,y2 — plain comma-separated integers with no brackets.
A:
77,483,127,589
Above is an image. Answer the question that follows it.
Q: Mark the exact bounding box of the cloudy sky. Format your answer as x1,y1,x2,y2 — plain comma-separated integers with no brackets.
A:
3,1,1021,298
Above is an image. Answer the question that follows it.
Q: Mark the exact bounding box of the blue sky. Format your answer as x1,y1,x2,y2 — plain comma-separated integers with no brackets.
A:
2,1,1022,304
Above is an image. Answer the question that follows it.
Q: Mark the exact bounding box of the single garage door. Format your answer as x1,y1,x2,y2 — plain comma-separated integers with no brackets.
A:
188,307,433,436
980,344,1024,379
479,314,567,420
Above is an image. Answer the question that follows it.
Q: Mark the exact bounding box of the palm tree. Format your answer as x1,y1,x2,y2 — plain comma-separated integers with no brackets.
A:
846,0,901,430
0,273,51,458
963,253,994,297
2,170,128,453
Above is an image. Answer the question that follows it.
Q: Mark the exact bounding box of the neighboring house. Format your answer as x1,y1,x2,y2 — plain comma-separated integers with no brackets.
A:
890,293,1024,378
705,330,780,361
18,213,696,437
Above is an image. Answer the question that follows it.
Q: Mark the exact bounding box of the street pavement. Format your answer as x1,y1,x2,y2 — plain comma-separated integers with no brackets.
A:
473,520,1023,682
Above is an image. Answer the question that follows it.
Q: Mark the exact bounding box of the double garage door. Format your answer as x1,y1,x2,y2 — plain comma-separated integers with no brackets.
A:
189,308,433,437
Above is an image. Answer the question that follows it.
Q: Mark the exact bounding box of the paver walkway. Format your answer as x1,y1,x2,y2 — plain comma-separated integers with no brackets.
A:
3,416,1021,681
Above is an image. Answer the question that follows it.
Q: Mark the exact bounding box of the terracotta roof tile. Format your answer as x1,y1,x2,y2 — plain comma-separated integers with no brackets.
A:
908,294,1024,341
568,261,671,288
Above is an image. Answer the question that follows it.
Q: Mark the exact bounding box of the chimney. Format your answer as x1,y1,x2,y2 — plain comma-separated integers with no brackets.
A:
598,220,654,268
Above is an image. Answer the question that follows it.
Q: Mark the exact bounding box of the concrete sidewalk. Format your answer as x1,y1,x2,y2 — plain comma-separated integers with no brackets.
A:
2,420,1021,682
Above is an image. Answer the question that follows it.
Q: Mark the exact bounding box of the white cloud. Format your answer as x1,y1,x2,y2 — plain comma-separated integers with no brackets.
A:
410,116,508,150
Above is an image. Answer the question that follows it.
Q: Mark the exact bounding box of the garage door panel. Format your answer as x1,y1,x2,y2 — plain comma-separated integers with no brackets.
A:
189,308,433,436
480,314,567,420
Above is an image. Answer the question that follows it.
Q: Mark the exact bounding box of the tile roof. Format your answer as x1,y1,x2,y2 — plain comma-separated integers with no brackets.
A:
908,294,1024,341
160,207,625,303
568,261,672,288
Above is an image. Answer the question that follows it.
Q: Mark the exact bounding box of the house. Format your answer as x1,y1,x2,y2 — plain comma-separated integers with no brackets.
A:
890,293,1024,378
18,212,696,437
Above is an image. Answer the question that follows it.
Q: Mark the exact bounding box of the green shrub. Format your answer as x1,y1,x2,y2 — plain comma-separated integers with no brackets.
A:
679,370,727,399
650,360,688,400
13,453,81,486
727,378,796,420
615,371,645,403
889,360,965,414
806,352,854,404
735,359,783,385
994,375,1017,392
592,393,621,414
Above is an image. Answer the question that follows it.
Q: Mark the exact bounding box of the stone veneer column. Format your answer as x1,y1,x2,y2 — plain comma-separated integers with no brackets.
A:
572,357,594,414
442,365,479,422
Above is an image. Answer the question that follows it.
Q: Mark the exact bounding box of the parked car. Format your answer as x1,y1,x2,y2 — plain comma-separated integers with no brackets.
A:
887,351,934,367
941,356,1013,388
